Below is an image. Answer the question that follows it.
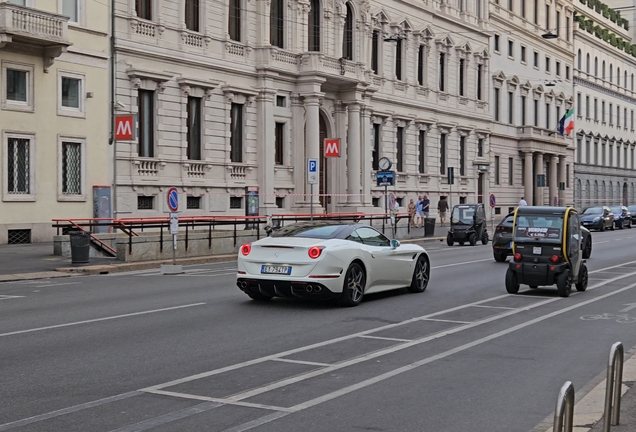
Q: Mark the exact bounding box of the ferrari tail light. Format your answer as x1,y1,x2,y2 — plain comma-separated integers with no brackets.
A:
550,255,560,264
240,243,251,256
308,246,325,259
513,253,523,262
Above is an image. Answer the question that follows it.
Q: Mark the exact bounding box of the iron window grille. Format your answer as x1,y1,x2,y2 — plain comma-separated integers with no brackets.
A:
62,142,82,195
7,138,30,194
137,196,154,210
187,196,201,209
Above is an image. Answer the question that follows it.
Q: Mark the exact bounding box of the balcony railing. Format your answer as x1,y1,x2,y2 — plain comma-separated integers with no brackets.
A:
0,3,69,46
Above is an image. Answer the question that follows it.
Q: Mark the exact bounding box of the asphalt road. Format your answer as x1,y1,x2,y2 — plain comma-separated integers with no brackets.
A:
2,229,636,432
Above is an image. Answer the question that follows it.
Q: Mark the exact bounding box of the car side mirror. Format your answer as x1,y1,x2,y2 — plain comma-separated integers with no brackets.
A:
390,239,400,249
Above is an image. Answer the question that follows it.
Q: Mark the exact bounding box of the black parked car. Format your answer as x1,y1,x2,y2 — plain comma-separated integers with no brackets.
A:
610,205,632,229
493,211,592,262
580,206,614,231
629,206,636,224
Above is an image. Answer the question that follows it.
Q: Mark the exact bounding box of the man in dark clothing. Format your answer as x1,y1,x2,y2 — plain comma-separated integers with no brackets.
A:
438,197,449,227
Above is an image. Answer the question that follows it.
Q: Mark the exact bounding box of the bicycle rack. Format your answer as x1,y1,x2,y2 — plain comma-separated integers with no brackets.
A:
553,381,575,432
603,341,624,432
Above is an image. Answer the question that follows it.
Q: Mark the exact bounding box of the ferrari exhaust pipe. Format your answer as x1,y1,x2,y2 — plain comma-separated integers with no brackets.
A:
306,285,313,293
239,281,247,289
314,286,322,293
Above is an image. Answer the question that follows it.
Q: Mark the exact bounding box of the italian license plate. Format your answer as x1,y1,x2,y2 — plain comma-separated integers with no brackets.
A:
533,247,542,255
261,265,291,275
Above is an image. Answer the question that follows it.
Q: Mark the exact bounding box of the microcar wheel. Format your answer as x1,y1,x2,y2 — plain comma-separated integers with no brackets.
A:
340,262,366,307
469,233,477,246
576,264,588,292
446,234,453,246
505,269,519,294
493,251,506,262
481,232,489,245
557,268,572,298
408,255,430,293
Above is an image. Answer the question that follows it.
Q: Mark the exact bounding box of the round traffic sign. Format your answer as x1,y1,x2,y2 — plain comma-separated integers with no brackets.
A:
489,194,496,208
167,187,179,212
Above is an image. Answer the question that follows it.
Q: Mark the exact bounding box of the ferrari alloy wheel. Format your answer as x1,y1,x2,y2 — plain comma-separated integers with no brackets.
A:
408,255,430,293
582,238,592,259
557,268,572,297
505,269,519,294
340,262,366,307
576,264,588,292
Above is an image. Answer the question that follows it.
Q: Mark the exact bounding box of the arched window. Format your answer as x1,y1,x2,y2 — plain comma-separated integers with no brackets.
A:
342,2,353,60
577,49,582,70
270,0,284,47
228,0,241,41
602,61,606,79
594,57,598,76
308,0,321,51
586,53,590,73
609,64,613,83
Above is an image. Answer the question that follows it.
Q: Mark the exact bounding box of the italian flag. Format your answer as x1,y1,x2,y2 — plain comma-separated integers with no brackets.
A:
559,108,574,136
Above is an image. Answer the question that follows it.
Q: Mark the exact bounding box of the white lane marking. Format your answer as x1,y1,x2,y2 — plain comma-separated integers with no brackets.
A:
142,389,294,413
109,401,221,432
0,391,141,431
421,318,471,324
0,303,206,338
432,258,493,269
270,358,332,367
589,259,636,274
140,293,515,392
35,282,81,288
470,305,516,310
221,412,290,432
0,295,24,300
594,241,611,244
359,335,413,342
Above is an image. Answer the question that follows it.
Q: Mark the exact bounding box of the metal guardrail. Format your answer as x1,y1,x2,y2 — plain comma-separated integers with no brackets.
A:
603,341,624,432
553,381,575,432
53,212,424,256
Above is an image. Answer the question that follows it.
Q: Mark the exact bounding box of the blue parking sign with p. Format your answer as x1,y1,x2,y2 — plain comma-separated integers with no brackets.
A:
309,159,317,172
307,158,318,184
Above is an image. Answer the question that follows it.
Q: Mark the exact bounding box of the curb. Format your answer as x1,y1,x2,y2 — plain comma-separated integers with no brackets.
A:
0,237,443,283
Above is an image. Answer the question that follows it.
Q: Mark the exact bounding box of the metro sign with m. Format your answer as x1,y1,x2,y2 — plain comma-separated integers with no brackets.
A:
324,138,340,157
115,115,135,141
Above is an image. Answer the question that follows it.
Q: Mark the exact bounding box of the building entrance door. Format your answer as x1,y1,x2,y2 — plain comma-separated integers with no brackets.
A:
478,173,484,203
318,114,329,207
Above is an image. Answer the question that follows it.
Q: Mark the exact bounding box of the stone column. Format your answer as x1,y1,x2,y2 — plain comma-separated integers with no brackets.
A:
347,102,362,205
256,88,277,213
549,155,558,206
291,93,306,208
534,152,544,205
558,155,566,207
304,95,322,210
524,151,534,205
334,11,345,59
360,104,372,206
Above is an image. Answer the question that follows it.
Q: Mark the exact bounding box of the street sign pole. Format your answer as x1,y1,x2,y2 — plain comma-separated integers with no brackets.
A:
307,158,318,222
310,183,314,222
162,188,182,275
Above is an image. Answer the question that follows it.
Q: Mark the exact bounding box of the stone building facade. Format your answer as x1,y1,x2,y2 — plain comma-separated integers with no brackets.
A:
0,0,110,243
112,0,492,219
488,0,576,216
573,0,636,209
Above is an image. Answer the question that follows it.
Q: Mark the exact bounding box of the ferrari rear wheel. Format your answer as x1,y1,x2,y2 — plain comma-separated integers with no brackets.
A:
408,255,430,293
340,262,366,307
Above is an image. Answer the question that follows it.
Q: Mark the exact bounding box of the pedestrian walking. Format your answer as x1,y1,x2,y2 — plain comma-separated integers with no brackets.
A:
438,196,449,227
518,197,528,206
407,199,416,228
421,195,430,218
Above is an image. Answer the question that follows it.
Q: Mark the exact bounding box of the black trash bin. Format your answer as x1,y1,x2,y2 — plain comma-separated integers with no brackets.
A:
424,218,436,237
69,230,90,264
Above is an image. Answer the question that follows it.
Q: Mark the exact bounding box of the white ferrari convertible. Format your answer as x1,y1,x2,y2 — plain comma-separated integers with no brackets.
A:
236,222,430,307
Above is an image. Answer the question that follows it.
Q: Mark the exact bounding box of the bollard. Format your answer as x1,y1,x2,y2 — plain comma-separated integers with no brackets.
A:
603,342,624,432
553,381,575,432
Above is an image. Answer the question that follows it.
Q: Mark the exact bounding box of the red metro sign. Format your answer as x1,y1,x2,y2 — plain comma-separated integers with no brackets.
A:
115,115,134,141
324,138,340,157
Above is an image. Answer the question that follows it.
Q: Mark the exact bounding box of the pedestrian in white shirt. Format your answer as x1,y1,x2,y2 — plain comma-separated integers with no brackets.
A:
518,197,528,206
